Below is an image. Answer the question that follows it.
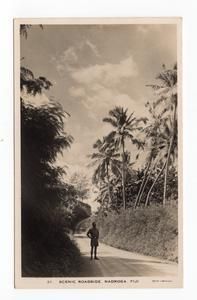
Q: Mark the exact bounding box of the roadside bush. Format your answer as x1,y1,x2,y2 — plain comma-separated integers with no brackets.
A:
21,99,82,277
96,205,178,262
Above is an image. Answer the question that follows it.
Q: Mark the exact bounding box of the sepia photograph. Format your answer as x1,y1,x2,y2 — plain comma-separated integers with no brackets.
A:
14,18,182,288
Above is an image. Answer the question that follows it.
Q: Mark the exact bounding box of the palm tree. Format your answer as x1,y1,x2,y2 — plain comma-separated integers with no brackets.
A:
134,157,153,208
89,138,120,206
134,101,167,208
103,106,145,209
163,104,177,205
144,117,177,207
147,63,177,205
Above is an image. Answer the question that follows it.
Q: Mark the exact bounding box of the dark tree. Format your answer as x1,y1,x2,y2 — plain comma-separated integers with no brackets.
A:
20,63,82,276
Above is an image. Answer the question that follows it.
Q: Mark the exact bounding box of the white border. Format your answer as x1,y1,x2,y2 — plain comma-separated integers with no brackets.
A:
0,0,197,299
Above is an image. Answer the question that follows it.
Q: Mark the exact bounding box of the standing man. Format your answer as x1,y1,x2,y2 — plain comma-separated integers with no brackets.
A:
87,222,99,260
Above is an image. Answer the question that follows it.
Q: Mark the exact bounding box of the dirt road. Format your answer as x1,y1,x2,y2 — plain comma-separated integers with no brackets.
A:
74,233,178,277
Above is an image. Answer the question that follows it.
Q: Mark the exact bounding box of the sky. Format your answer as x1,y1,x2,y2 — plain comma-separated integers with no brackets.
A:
21,23,177,209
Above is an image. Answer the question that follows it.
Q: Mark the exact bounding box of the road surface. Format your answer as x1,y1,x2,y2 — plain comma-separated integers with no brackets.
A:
74,233,178,277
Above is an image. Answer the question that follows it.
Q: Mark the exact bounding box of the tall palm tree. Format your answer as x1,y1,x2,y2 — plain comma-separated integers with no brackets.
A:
134,101,168,208
147,63,177,205
89,138,120,206
103,106,145,209
144,117,177,207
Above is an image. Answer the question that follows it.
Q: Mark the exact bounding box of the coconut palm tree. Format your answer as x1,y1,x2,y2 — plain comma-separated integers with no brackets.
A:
89,138,120,206
134,100,168,208
144,117,178,207
147,63,177,205
103,106,145,209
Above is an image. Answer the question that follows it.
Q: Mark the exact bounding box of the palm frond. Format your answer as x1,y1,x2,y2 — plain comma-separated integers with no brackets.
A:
105,131,117,144
102,117,117,127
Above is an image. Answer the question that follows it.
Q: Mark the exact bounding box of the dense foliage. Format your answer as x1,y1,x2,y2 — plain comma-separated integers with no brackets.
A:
21,67,91,276
96,206,178,262
20,25,94,276
86,64,178,261
90,64,178,213
20,25,92,276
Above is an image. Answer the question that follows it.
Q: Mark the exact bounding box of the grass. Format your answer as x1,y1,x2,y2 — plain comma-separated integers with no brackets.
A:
95,205,178,262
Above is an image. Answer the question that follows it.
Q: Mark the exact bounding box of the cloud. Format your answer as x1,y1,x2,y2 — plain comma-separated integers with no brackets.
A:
85,90,146,119
52,48,78,74
62,47,78,64
71,56,138,87
69,86,86,98
69,84,146,121
67,55,146,121
66,54,146,175
84,39,100,57
51,39,100,74
67,52,148,126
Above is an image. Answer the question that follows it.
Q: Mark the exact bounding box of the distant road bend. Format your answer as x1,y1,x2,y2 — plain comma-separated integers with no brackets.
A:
74,233,178,277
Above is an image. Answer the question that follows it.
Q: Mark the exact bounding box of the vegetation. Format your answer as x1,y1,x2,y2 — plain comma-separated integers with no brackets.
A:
21,72,93,276
90,63,178,212
20,24,178,269
88,64,178,260
102,107,145,209
69,172,90,202
96,206,178,262
20,26,91,276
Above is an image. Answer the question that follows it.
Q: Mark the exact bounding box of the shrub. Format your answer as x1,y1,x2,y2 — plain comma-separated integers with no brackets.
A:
96,205,178,262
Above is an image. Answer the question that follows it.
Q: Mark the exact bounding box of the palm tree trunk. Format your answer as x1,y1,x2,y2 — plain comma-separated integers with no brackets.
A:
134,156,152,209
137,168,152,207
163,103,177,206
137,157,159,207
106,164,112,205
145,159,167,207
122,140,126,210
163,137,173,206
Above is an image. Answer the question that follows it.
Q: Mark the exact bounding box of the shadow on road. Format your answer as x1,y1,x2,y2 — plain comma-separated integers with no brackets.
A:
74,234,177,277
77,255,173,277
